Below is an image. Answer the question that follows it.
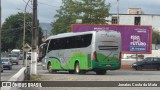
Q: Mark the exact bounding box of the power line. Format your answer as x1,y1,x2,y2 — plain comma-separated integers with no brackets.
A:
23,0,32,10
38,1,60,8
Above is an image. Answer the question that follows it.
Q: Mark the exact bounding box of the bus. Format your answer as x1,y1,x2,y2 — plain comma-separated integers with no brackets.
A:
38,30,121,75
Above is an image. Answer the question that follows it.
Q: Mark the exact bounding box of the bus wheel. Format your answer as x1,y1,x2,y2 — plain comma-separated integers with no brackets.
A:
157,67,160,70
96,70,106,75
69,70,75,74
75,62,86,74
47,63,56,73
75,63,80,74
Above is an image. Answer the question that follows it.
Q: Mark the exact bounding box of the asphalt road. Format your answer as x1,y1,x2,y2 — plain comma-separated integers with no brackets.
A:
1,60,159,90
1,60,24,81
38,66,160,81
21,65,160,90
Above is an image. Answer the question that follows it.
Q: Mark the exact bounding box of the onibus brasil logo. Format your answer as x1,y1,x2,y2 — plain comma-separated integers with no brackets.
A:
1,82,42,87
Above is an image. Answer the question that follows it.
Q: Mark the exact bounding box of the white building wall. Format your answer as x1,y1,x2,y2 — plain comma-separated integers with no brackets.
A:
141,15,160,30
107,14,160,30
119,15,135,25
144,50,160,58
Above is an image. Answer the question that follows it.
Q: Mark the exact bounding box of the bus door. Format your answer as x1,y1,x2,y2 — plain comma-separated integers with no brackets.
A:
38,43,48,63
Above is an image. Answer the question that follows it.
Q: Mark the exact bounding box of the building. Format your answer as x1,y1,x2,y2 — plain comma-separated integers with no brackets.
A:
106,8,160,31
127,8,144,14
106,8,160,59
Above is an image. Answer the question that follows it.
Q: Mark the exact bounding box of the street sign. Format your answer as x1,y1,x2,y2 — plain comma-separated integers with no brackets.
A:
23,43,31,52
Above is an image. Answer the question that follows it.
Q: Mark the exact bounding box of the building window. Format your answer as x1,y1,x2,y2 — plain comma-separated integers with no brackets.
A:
112,17,118,24
134,17,141,25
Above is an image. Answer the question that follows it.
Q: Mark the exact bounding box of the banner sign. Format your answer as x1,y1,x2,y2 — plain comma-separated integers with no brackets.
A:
71,24,152,54
1,81,160,87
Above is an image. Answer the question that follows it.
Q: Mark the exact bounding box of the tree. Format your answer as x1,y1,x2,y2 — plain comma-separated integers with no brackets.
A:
1,12,43,51
152,30,160,44
79,0,110,24
51,0,110,35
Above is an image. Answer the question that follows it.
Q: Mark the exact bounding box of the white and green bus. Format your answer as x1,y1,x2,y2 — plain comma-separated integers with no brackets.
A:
38,30,121,75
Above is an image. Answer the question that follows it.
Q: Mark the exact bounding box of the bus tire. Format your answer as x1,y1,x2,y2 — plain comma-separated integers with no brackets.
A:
47,63,56,73
75,62,86,75
75,62,80,74
96,70,106,75
8,66,12,70
80,70,86,74
156,67,160,70
69,70,75,74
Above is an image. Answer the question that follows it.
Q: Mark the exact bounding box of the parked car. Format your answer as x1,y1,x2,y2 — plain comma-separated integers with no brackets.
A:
9,54,19,65
0,64,3,72
132,57,160,70
1,57,12,70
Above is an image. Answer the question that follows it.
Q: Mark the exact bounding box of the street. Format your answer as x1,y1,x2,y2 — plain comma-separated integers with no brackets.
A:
21,65,160,90
38,66,160,81
1,0,160,90
1,60,159,90
1,60,23,81
1,60,160,90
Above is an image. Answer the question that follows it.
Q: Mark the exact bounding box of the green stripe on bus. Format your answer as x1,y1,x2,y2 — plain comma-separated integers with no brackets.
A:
49,52,120,70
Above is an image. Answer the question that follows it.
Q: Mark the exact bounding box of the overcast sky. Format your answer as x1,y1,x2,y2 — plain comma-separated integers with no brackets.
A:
2,0,160,24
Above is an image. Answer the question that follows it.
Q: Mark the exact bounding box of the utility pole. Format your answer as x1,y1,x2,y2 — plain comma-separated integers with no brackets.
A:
117,0,119,24
31,0,37,75
23,0,31,66
0,0,2,68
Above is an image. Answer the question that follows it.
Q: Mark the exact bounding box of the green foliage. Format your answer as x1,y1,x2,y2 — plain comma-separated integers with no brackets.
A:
51,0,110,35
80,0,110,24
1,12,43,51
152,30,160,44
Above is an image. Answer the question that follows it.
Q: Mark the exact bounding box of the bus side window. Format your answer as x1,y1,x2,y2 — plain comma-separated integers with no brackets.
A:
76,36,82,48
65,37,71,49
48,39,56,51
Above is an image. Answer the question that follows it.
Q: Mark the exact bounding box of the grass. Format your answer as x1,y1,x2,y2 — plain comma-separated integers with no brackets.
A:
30,74,42,81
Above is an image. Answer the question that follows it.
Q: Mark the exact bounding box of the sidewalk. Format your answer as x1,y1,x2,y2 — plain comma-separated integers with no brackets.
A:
121,64,132,70
121,59,136,70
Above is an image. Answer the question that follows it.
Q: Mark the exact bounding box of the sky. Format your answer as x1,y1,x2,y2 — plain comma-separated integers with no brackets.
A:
1,0,160,24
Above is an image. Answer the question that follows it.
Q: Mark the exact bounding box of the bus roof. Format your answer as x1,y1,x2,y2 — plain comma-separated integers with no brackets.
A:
46,31,96,41
46,30,119,41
